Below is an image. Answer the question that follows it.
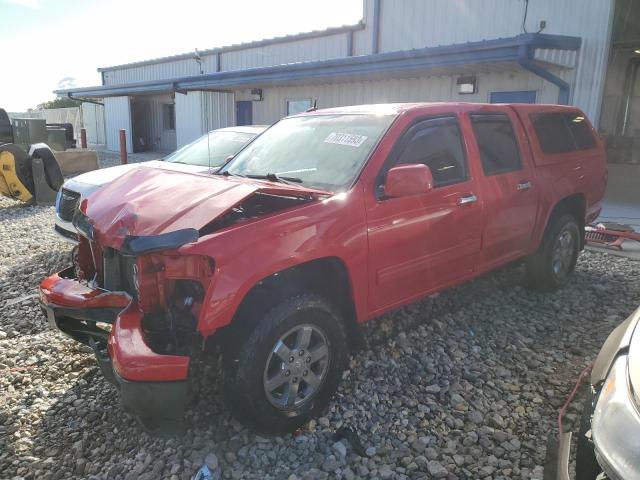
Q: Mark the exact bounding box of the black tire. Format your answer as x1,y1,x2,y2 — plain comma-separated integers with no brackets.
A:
221,293,348,434
526,213,580,292
575,388,601,480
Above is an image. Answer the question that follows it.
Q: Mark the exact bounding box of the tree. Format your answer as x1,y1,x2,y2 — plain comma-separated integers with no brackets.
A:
37,97,82,109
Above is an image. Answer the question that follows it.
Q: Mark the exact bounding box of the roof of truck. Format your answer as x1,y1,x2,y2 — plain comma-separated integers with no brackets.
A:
296,102,585,117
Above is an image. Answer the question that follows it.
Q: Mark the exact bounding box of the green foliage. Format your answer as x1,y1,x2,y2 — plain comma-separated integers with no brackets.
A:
37,97,82,110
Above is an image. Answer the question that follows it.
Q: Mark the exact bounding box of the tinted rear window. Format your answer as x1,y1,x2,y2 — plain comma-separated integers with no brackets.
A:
565,112,596,150
530,112,596,155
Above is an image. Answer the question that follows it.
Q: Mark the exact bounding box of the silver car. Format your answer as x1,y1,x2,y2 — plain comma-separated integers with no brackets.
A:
550,306,640,480
55,125,266,241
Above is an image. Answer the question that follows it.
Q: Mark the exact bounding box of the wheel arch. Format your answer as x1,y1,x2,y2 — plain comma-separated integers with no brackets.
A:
543,193,587,249
213,256,364,353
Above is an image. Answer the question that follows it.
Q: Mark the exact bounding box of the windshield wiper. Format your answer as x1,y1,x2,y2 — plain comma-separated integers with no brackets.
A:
219,170,246,178
246,173,302,185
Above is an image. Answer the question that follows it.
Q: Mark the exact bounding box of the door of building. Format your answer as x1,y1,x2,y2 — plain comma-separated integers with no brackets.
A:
236,101,253,126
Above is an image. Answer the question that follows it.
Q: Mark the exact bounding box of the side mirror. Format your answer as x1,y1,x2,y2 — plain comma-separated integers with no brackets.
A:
383,164,433,198
224,154,234,163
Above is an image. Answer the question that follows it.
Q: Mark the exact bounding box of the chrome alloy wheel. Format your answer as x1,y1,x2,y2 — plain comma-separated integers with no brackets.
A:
263,324,330,409
552,229,575,277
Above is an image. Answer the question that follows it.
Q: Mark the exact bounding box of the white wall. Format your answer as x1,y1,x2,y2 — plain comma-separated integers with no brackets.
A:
102,32,351,86
104,96,132,153
369,0,614,124
174,91,235,148
250,70,557,125
175,91,204,148
81,103,106,145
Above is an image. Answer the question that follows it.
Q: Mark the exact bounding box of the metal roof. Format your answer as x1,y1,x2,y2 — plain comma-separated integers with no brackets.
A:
97,23,365,73
57,33,581,99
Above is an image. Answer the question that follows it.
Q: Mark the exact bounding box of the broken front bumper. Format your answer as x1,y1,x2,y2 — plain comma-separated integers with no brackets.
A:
39,267,191,435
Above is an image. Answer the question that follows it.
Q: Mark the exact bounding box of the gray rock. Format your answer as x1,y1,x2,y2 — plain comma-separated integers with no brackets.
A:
427,460,448,478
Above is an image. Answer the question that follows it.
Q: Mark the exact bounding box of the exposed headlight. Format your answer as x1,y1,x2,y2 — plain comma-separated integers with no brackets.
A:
592,355,640,479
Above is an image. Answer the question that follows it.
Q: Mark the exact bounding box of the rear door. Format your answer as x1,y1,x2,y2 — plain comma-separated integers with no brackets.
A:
366,114,483,313
466,106,539,269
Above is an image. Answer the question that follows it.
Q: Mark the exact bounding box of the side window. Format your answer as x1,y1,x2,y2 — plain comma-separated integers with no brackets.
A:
470,113,521,175
564,112,596,150
530,112,596,155
396,117,468,186
530,112,574,154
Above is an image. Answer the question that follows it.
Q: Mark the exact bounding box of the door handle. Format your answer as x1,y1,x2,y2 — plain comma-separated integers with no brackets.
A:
517,181,532,191
457,194,478,205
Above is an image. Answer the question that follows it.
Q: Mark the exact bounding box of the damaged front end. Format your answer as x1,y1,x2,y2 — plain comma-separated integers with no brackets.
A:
40,215,214,435
40,168,328,434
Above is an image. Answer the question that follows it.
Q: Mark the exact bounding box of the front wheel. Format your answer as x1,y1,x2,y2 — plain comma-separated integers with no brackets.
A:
526,213,581,292
222,293,348,434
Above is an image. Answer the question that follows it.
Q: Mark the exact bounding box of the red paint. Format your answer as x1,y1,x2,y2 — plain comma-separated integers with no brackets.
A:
108,303,190,381
40,270,130,309
40,103,607,383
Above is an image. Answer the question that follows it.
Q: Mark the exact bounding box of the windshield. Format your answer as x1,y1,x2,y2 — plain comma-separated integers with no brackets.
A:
220,114,395,191
164,130,256,167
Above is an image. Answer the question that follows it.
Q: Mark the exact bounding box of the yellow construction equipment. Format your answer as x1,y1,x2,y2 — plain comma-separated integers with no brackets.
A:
0,143,64,205
0,145,33,202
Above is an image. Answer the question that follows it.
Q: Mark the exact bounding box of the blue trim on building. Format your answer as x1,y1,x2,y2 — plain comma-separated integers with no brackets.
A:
372,0,381,54
57,33,581,100
517,44,571,104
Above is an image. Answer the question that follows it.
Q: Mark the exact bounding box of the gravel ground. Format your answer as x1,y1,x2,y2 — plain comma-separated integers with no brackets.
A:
1,191,639,480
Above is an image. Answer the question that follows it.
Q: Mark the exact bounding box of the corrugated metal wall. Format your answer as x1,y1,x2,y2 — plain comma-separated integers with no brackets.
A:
81,103,106,145
103,33,349,86
174,91,235,148
374,0,614,123
175,91,204,148
104,59,202,85
251,70,555,125
221,34,348,71
102,0,616,145
104,97,132,152
201,91,235,132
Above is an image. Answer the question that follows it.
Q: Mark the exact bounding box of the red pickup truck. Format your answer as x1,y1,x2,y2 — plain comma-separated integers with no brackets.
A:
40,103,606,434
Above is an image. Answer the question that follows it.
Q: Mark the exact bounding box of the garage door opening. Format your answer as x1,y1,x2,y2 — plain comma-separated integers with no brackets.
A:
130,94,177,154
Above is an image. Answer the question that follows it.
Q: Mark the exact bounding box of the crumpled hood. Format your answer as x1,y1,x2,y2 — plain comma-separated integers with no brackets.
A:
81,167,325,249
69,160,207,187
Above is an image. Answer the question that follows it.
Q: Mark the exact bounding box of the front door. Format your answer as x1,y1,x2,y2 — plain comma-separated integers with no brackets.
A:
236,101,253,126
466,108,539,268
366,115,484,314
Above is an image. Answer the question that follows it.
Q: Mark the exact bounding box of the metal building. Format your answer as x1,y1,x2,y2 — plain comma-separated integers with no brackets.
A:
57,0,639,163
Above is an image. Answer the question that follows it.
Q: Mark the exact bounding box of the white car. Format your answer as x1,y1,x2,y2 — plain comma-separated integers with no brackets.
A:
55,125,266,241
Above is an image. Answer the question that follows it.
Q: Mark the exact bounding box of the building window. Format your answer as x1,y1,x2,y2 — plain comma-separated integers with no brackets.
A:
470,113,522,175
286,99,312,116
163,104,175,131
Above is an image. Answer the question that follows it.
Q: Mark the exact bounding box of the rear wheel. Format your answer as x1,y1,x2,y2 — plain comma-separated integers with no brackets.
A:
526,213,580,292
221,293,348,434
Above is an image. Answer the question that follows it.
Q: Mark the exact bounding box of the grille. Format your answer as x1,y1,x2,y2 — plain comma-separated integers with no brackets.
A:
102,247,137,297
58,188,81,222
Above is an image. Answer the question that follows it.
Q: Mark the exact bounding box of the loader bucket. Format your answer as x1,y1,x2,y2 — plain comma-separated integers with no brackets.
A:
0,144,33,203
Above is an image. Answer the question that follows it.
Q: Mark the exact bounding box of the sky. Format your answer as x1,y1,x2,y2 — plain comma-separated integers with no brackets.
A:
0,0,363,112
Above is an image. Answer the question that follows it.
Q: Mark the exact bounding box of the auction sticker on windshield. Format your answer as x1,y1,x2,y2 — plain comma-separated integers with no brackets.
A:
324,132,368,147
